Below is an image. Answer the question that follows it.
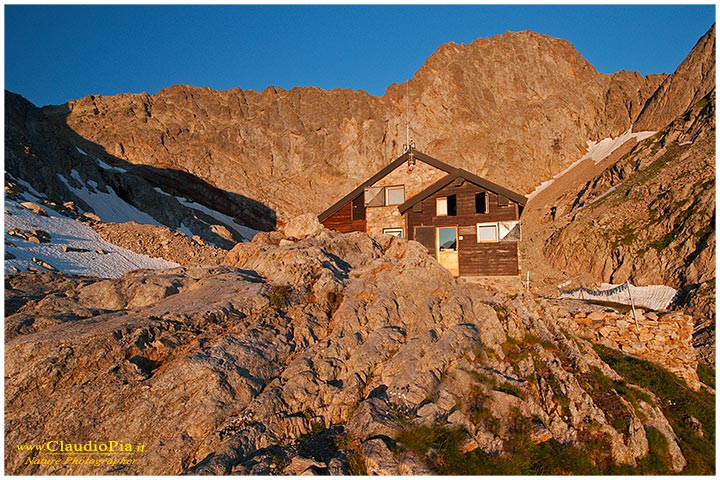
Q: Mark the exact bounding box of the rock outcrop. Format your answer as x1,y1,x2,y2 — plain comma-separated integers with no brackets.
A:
5,92,273,247
5,226,712,475
634,25,716,131
535,90,715,365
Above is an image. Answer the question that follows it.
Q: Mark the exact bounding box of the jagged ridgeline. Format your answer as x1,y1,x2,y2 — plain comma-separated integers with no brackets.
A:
4,23,715,475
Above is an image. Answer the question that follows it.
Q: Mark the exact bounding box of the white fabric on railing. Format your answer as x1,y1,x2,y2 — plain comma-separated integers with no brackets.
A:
558,283,677,310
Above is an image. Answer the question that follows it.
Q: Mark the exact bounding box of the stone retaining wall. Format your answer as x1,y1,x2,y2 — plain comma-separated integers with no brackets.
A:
572,309,700,390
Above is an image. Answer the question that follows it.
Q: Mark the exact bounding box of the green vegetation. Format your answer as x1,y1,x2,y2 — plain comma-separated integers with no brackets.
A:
494,382,527,401
333,435,367,475
269,284,292,308
650,230,677,252
310,421,325,436
463,385,499,434
615,223,638,247
697,363,715,389
501,333,559,365
636,427,674,474
395,418,614,475
392,345,715,475
595,344,716,475
578,366,633,435
346,449,368,475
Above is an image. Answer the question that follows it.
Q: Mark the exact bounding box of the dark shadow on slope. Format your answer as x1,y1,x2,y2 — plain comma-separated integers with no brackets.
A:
5,91,277,246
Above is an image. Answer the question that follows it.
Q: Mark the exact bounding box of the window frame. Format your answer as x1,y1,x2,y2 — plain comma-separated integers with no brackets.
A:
383,227,404,238
384,185,405,206
476,222,499,242
436,197,448,216
475,192,490,214
437,226,458,252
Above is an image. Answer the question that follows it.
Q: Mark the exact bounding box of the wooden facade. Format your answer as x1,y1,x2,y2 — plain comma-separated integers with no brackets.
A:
318,150,527,277
321,193,366,233
403,178,523,276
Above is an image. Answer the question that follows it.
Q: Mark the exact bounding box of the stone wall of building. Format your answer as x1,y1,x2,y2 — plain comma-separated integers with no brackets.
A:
365,158,449,236
572,308,700,390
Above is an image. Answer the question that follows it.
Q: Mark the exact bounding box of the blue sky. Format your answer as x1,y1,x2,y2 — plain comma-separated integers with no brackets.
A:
4,4,716,107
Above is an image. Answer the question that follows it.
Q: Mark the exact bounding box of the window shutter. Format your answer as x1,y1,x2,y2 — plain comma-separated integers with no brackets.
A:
475,192,489,214
352,194,366,220
414,226,436,258
364,186,385,207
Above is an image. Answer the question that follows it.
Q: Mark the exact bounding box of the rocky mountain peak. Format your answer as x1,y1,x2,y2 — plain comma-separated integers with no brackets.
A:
634,23,716,131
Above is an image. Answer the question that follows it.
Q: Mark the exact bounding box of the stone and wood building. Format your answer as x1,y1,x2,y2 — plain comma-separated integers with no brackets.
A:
318,149,527,276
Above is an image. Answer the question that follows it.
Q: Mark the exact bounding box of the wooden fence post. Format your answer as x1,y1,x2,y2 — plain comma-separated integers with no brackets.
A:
626,281,639,330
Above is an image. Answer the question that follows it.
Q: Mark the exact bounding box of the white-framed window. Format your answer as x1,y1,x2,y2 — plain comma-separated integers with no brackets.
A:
385,185,405,206
383,227,404,238
476,222,499,242
436,197,448,216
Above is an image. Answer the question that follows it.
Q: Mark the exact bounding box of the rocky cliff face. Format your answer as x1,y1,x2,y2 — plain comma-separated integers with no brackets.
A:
46,30,669,223
634,25,716,131
518,25,716,366
5,224,713,475
5,92,274,246
529,90,715,365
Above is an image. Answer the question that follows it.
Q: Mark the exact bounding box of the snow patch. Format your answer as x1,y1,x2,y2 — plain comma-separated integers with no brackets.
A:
588,184,620,206
527,129,656,201
176,197,260,241
8,173,47,199
5,194,178,278
57,172,161,226
97,158,127,173
528,156,589,201
75,146,88,156
154,186,260,241
178,223,194,238
581,129,656,164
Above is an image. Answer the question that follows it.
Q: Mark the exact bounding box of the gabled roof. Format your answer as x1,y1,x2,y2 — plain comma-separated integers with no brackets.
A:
318,150,457,222
398,168,527,214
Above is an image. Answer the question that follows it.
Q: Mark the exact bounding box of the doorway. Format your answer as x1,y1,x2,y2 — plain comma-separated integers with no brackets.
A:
437,226,459,276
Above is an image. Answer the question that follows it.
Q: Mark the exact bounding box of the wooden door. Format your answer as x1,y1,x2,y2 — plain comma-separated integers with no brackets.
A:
437,226,459,276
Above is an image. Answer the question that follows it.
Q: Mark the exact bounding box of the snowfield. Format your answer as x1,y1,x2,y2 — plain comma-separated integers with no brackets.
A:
57,170,162,225
5,192,178,278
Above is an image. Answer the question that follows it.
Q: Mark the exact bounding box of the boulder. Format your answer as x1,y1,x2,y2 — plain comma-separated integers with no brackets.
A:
283,213,324,240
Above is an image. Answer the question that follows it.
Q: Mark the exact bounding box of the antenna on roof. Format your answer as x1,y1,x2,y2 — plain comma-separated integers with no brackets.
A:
406,81,410,147
402,80,415,156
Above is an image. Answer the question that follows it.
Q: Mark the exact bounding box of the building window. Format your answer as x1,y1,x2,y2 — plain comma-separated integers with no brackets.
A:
383,227,404,238
475,192,489,214
477,222,498,242
436,195,456,216
385,185,405,205
438,227,458,251
437,197,448,216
